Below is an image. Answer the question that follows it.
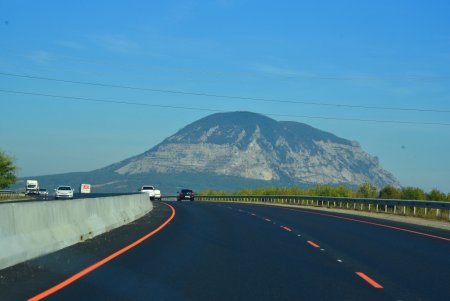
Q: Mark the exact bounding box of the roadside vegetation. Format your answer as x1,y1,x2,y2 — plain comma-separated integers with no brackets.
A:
200,182,450,202
0,150,17,190
0,149,25,201
200,183,450,221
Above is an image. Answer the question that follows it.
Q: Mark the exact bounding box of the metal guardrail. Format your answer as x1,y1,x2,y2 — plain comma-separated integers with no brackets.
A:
0,191,27,199
194,195,450,220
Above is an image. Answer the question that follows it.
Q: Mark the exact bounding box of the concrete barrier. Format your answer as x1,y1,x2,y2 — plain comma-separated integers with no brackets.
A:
0,194,152,270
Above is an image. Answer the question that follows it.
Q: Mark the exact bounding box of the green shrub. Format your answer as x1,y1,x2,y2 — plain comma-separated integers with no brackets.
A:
379,185,402,199
0,150,17,189
355,182,378,198
427,188,447,201
401,187,426,200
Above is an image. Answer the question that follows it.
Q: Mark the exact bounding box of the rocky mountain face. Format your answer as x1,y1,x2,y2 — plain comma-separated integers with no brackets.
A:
113,112,399,188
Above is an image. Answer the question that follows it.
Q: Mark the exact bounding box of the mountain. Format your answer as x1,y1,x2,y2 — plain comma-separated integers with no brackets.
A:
16,112,399,193
106,112,398,189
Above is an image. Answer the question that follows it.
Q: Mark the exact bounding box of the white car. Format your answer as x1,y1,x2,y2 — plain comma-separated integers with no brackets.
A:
139,186,161,200
55,186,74,199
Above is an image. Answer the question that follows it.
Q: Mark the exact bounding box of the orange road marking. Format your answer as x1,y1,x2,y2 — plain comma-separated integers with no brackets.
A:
281,226,292,232
28,203,176,301
307,240,320,248
356,272,383,288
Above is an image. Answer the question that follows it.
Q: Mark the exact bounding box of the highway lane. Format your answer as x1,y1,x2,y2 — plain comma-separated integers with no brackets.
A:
221,202,450,300
1,201,449,300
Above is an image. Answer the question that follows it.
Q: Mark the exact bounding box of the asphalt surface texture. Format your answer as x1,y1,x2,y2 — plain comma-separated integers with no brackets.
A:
1,201,449,300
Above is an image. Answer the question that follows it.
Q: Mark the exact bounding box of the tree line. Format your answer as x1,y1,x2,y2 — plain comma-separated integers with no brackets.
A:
201,182,450,202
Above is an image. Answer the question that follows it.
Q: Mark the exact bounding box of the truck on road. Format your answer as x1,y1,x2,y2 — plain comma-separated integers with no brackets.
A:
26,180,39,195
139,186,161,201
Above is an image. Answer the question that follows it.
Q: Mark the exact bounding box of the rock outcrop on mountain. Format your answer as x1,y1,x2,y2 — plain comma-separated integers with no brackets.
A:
113,112,398,188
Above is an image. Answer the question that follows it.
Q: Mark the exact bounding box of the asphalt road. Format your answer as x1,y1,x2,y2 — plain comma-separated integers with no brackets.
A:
1,201,449,300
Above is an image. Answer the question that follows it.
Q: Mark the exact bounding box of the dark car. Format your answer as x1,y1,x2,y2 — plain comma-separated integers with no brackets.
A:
38,188,48,199
177,189,195,201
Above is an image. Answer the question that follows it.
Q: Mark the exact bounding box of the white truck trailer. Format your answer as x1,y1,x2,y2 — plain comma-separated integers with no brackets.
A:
26,179,39,195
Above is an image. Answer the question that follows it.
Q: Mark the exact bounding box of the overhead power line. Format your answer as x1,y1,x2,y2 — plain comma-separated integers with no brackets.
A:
3,47,450,81
1,71,449,114
1,88,449,126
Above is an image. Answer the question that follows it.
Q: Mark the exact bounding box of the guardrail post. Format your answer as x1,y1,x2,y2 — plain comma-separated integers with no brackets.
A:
403,206,406,215
385,205,388,213
394,205,397,214
376,204,379,212
436,209,440,218
413,207,416,216
361,203,363,210
425,208,428,217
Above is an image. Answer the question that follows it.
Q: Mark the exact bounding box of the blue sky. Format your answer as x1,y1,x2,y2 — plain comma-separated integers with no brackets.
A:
1,0,450,192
